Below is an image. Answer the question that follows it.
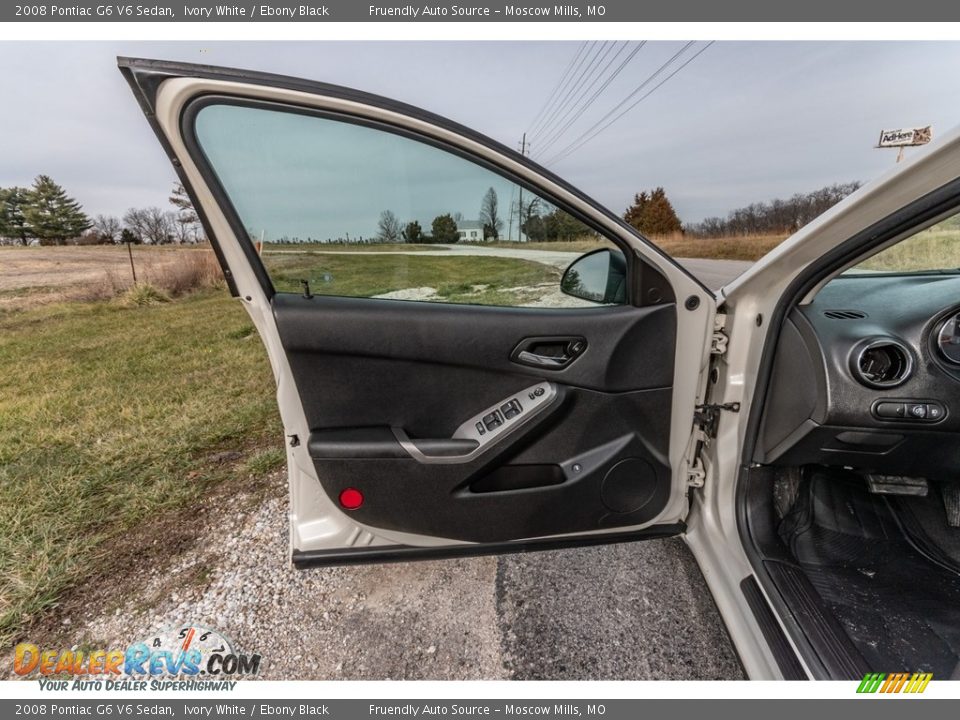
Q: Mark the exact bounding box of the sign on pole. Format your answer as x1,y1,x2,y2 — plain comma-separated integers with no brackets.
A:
877,126,932,148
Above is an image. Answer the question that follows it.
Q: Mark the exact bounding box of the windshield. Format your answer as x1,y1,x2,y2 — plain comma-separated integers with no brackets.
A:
843,214,960,275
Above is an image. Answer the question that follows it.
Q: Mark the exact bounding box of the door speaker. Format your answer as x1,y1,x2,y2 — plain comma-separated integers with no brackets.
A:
601,457,657,513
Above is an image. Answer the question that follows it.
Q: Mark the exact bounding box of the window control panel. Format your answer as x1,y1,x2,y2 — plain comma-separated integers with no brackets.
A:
454,383,557,446
872,399,946,422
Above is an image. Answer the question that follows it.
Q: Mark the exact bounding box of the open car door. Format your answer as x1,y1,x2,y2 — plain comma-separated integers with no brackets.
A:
119,57,716,565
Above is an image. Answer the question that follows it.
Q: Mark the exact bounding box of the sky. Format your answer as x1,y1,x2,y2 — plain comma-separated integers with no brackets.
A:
1,41,959,228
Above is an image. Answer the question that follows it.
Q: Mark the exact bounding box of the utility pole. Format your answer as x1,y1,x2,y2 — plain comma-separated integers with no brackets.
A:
516,133,527,242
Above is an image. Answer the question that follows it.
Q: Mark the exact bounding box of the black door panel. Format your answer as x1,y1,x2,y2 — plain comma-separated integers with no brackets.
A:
273,294,676,542
273,294,676,397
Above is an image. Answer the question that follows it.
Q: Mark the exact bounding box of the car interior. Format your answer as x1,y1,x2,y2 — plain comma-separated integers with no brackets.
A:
742,214,960,679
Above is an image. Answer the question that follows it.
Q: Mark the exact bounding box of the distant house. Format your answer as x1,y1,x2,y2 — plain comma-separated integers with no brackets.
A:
456,220,485,242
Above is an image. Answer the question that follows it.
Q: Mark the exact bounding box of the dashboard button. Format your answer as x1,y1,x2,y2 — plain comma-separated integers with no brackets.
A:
875,402,905,419
928,403,945,421
907,403,927,419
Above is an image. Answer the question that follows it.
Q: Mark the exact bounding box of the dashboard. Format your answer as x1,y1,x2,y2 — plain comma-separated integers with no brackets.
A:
756,272,960,481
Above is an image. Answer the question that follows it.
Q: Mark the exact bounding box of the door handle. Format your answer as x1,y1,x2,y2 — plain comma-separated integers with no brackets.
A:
511,337,587,370
515,350,573,368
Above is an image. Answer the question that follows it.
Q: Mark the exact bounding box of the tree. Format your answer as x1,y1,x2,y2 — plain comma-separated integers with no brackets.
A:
403,220,424,244
376,210,402,243
168,182,198,224
522,204,588,242
624,187,681,236
479,187,502,240
123,207,174,245
169,181,202,243
22,175,91,245
92,214,122,244
431,213,459,244
685,181,861,237
0,187,31,246
120,228,141,245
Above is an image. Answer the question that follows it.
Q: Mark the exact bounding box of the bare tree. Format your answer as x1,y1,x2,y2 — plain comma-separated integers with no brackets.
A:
92,214,122,244
123,207,174,245
479,187,503,240
687,182,861,237
376,210,402,243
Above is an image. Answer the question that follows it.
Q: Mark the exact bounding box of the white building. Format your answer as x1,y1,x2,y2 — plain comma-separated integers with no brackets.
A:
456,220,485,242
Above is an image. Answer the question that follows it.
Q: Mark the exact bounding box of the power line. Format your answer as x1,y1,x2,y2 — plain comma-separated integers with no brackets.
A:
531,40,619,145
541,41,695,163
543,41,714,167
530,41,610,143
534,41,646,158
526,42,590,139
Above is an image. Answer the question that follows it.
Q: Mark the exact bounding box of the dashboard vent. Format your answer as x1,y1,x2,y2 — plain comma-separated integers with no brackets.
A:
852,340,912,388
825,309,867,320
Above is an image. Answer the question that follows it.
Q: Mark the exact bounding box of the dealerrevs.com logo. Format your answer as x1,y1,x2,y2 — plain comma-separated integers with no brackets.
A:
857,672,933,694
13,625,261,691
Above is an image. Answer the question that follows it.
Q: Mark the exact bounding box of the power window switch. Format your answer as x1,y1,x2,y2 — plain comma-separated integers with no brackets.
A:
475,421,486,436
501,399,522,420
483,411,503,431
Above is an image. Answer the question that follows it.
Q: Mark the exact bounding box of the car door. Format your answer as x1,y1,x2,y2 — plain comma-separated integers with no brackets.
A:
119,57,715,565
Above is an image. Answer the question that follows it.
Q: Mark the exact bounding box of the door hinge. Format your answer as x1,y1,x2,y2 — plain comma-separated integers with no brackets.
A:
694,401,741,439
711,313,729,355
687,458,706,488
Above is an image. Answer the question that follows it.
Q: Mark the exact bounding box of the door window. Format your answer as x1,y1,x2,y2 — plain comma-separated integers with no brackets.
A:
193,102,621,307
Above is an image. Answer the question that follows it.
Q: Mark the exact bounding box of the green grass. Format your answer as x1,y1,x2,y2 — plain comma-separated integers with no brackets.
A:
261,252,559,305
0,290,279,645
857,225,960,272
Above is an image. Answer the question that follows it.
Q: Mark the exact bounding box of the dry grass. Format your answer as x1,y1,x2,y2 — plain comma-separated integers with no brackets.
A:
65,249,224,305
469,233,785,262
648,232,787,261
857,226,960,272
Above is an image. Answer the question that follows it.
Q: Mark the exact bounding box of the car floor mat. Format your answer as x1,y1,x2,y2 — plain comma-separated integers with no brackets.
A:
891,490,960,574
778,469,960,676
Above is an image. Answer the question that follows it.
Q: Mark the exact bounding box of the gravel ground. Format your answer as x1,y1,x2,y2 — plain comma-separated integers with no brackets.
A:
10,471,743,680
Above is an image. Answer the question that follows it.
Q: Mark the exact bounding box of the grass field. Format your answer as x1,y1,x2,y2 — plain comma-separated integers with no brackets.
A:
0,290,282,646
261,250,560,305
857,223,960,272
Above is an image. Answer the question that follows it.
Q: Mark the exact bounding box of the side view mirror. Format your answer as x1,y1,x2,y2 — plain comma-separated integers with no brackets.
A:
560,248,627,305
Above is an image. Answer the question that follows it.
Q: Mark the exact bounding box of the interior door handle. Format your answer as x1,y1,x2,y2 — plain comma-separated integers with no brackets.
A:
515,350,572,368
511,337,587,370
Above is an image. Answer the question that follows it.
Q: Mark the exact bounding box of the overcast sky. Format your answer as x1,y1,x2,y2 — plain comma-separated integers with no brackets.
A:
1,41,959,227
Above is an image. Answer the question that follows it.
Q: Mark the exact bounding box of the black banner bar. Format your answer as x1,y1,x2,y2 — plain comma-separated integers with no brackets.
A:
5,0,960,22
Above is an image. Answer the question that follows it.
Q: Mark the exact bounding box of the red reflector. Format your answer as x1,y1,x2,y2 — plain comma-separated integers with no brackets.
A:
339,487,364,510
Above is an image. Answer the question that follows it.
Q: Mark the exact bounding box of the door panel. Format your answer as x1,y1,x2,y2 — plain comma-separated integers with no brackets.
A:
274,294,676,543
119,57,715,564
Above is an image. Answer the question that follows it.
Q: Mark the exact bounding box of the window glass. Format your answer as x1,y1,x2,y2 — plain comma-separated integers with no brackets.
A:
194,103,619,307
844,214,960,275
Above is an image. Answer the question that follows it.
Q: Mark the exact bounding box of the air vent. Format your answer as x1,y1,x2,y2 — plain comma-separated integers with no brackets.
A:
825,309,867,320
851,340,913,388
